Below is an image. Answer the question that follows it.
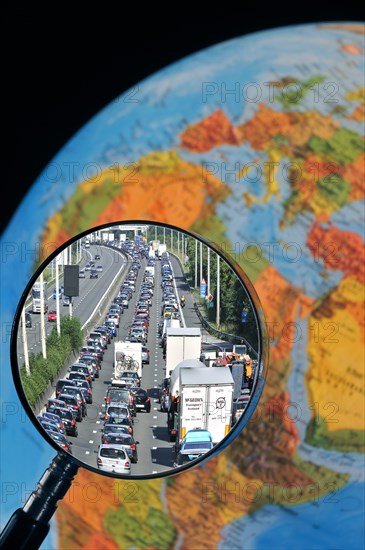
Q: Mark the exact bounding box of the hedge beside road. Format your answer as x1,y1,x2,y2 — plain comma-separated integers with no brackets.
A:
20,316,83,407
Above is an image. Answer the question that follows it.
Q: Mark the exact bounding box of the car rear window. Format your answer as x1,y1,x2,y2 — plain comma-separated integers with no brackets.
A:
100,448,126,459
108,407,128,416
53,408,73,420
183,442,212,451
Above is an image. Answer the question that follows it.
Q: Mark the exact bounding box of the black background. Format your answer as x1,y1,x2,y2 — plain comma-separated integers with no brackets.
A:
8,5,363,235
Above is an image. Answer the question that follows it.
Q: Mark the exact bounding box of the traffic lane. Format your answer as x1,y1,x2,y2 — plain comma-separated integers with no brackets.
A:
73,256,177,474
72,256,145,469
133,260,176,474
18,246,126,356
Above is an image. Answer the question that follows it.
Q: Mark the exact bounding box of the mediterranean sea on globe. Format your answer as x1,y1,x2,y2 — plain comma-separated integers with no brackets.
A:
1,22,364,550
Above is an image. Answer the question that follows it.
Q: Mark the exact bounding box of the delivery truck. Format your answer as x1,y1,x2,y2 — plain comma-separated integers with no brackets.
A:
112,341,143,385
31,281,48,313
157,243,167,258
168,366,234,446
165,327,202,378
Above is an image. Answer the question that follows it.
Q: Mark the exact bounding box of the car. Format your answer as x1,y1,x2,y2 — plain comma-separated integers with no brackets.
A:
68,371,90,386
68,364,92,386
79,269,86,278
89,331,107,349
104,319,117,336
53,287,62,299
102,433,139,463
78,355,100,378
97,444,131,475
56,378,77,398
63,296,70,306
41,412,67,434
175,429,214,465
104,403,133,424
37,417,64,435
95,327,111,344
60,386,87,417
83,344,103,362
48,310,57,322
85,263,91,271
105,385,136,415
104,416,133,434
46,397,68,414
47,430,73,453
22,311,32,328
142,346,150,365
131,388,151,412
102,423,132,440
97,265,103,272
106,313,119,327
118,371,140,388
90,269,98,279
94,254,101,260
70,378,93,403
51,407,78,437
58,393,83,422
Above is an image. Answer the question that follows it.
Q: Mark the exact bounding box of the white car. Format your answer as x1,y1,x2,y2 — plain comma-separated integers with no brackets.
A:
97,444,131,474
97,265,103,272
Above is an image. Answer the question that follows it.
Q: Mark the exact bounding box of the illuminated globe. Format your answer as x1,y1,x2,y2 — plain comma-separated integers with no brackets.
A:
1,22,364,549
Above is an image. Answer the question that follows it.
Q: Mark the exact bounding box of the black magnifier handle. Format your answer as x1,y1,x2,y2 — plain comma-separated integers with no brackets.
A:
0,453,79,550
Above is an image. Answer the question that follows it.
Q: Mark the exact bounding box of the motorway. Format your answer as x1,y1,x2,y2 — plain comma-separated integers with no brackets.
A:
18,244,218,475
17,245,127,359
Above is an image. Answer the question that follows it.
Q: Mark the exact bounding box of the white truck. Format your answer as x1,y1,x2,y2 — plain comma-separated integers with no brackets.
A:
165,327,202,378
31,281,48,313
168,366,234,445
162,317,180,338
112,341,143,386
157,243,167,258
148,248,156,259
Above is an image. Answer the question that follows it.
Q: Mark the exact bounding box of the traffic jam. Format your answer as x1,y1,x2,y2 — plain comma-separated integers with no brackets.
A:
36,235,257,475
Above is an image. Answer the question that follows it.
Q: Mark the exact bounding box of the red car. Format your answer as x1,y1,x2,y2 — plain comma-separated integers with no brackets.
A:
48,310,57,322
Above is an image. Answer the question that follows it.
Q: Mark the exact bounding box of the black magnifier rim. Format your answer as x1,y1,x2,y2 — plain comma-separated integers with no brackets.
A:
11,219,268,480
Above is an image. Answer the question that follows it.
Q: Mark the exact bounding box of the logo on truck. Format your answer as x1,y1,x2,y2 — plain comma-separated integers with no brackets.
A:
216,397,226,409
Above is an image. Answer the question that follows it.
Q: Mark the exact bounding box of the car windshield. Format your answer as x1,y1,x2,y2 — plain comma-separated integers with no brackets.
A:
100,448,126,459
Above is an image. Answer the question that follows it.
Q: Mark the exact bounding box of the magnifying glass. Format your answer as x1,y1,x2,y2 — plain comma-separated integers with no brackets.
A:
1,221,268,550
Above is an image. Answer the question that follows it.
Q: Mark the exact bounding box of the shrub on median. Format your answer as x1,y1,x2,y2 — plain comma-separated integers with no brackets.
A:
20,316,83,407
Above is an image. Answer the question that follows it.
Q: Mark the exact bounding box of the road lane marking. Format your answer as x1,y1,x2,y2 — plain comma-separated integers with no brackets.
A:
85,451,90,455
92,430,97,433
153,416,157,419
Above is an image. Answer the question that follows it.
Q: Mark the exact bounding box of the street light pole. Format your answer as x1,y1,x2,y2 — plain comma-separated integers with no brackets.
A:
21,307,30,375
39,272,47,359
195,239,198,288
207,246,210,295
200,241,203,285
216,254,220,328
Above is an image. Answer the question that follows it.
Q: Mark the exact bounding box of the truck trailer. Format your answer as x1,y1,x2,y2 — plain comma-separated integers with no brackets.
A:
165,327,202,378
168,366,234,446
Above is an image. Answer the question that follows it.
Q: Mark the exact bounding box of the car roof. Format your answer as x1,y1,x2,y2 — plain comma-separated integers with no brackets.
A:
98,444,128,451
